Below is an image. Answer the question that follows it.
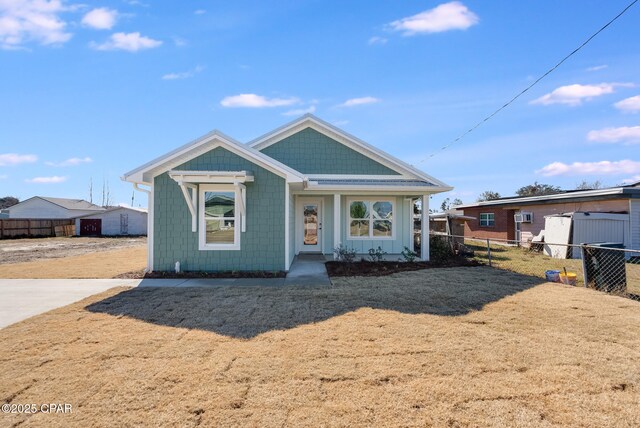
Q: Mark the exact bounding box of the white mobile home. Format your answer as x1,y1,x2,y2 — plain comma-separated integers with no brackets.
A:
74,206,148,236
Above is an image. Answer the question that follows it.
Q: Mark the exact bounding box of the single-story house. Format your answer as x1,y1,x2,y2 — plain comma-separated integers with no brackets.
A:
7,196,105,219
457,182,640,250
74,206,148,236
123,114,452,272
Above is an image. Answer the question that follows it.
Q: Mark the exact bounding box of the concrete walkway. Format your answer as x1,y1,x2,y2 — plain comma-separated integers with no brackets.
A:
0,279,140,328
284,254,332,286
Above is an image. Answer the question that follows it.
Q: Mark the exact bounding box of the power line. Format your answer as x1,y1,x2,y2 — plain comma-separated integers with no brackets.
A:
418,0,638,164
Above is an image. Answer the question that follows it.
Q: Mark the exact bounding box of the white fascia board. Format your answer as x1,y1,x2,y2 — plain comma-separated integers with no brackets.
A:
306,174,414,180
457,188,626,209
248,114,451,188
306,184,452,193
122,130,304,185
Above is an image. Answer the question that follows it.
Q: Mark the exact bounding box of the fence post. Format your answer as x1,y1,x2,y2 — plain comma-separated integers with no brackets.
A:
0,220,3,239
581,245,589,287
486,239,492,267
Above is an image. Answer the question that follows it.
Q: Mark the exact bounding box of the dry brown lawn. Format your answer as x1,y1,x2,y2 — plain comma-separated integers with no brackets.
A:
2,267,640,427
0,246,146,279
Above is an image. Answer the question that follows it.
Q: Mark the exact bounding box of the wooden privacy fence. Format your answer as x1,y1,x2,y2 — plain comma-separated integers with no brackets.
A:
0,219,75,239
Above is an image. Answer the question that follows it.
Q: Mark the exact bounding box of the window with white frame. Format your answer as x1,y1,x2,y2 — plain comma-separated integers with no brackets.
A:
348,199,394,239
199,184,241,250
479,212,495,227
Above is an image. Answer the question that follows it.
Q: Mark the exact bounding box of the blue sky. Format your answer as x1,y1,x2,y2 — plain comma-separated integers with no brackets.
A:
1,1,639,209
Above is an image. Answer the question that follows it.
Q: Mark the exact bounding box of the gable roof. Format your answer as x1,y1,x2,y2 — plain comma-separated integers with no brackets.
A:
248,114,451,189
122,130,305,185
17,196,104,211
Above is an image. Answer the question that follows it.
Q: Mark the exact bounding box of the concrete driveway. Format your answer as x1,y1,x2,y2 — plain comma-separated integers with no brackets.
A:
0,279,141,328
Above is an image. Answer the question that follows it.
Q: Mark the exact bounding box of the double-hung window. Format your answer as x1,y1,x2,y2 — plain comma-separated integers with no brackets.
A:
199,184,241,250
348,199,394,239
479,212,495,227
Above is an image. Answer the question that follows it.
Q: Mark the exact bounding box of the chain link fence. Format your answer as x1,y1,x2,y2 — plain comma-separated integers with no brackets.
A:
431,233,640,300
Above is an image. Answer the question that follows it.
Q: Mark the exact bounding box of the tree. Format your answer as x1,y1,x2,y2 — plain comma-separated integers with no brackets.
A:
515,182,562,197
575,180,605,190
440,197,465,211
0,196,19,209
477,191,501,202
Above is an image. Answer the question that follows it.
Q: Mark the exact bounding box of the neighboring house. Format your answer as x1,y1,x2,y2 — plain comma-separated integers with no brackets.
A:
123,114,452,272
74,206,148,236
458,182,640,250
7,196,104,219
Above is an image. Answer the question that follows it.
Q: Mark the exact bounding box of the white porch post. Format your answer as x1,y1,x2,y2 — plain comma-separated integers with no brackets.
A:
421,194,429,261
334,194,341,259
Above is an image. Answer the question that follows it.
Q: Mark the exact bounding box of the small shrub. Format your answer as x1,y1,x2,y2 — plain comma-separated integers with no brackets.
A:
333,244,357,263
367,246,387,263
430,235,454,263
400,246,418,263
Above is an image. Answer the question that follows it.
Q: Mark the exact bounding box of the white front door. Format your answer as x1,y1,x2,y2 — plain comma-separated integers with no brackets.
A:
297,198,322,253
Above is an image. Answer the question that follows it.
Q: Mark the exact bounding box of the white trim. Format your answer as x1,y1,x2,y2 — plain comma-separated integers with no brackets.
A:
421,195,429,261
122,131,304,185
345,197,396,241
334,194,341,259
285,184,290,271
307,174,413,180
248,114,452,189
306,183,451,193
169,170,254,183
198,184,241,251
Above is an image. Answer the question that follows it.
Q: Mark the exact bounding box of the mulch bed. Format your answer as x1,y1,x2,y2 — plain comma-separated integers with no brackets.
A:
114,270,286,279
326,257,483,277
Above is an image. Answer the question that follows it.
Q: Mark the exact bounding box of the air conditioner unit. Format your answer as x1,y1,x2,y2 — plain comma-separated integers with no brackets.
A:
514,212,533,223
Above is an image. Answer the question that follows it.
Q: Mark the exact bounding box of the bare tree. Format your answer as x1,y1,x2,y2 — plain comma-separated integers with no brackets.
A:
575,180,605,190
88,177,93,204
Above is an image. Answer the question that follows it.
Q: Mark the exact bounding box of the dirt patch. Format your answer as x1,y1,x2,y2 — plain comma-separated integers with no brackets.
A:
326,257,482,277
1,267,640,426
0,236,146,265
0,246,146,279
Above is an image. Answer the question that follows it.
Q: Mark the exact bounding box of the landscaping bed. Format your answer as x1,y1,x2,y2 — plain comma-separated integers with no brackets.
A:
326,257,482,277
115,269,286,279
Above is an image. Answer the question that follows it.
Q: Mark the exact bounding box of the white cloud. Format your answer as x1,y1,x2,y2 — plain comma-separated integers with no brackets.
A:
220,94,299,108
282,105,316,116
82,8,117,30
614,95,640,113
0,153,37,166
531,83,632,106
368,36,387,45
622,175,640,185
162,65,204,80
90,32,162,52
536,160,640,177
587,64,608,72
587,126,640,144
340,96,380,107
194,9,206,15
0,174,7,179
25,175,67,183
387,1,479,36
45,156,92,167
0,0,73,49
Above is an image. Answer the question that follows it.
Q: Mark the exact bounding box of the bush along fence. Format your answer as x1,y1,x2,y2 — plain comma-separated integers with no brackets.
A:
430,233,640,300
0,219,75,239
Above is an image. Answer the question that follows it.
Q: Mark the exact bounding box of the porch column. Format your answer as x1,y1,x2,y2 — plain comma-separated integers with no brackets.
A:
334,194,341,259
421,194,429,261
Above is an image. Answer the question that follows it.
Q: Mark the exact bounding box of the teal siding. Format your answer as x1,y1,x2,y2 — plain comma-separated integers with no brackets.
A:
154,147,285,272
261,128,400,175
